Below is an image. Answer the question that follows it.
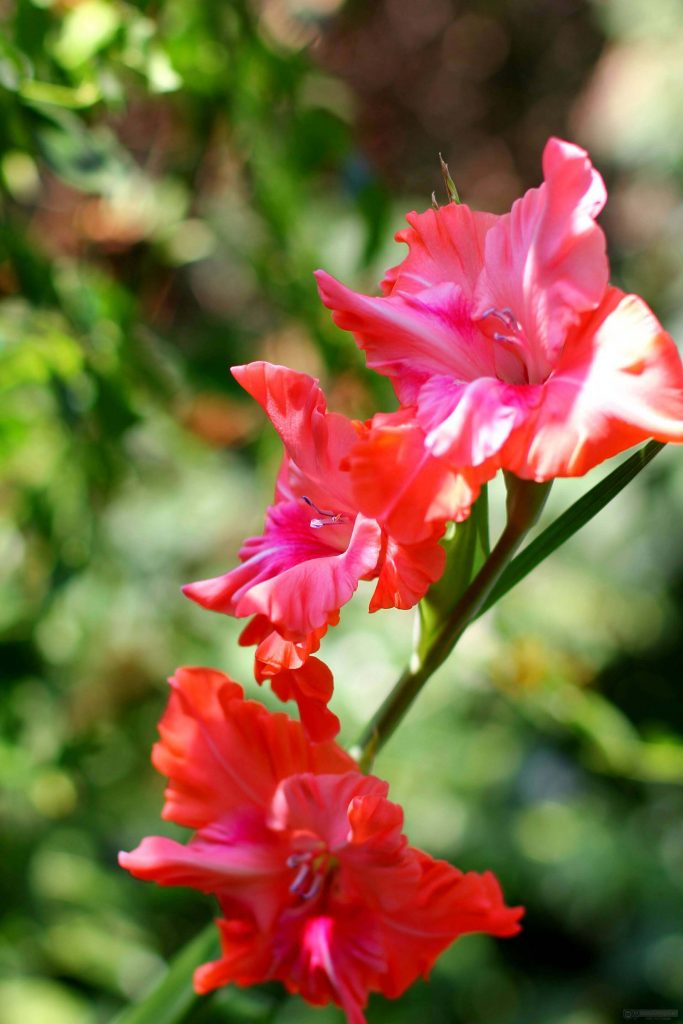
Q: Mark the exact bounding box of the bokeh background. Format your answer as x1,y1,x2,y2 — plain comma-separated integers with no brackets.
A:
2,1,683,1022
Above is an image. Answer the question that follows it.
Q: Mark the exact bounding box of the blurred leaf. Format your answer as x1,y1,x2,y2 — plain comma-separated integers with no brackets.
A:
112,923,218,1024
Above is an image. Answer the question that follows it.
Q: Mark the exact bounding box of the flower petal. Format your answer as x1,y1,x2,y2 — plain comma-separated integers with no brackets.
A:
347,410,480,541
194,918,273,993
232,361,359,511
377,856,523,999
184,501,381,640
152,666,355,829
380,205,496,297
119,815,289,930
268,772,386,851
235,512,382,639
268,658,341,743
316,273,496,404
416,373,540,475
475,137,608,380
370,534,446,613
504,287,683,479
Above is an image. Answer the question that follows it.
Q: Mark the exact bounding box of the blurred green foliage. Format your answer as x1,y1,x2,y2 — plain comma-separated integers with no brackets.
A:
2,1,683,1022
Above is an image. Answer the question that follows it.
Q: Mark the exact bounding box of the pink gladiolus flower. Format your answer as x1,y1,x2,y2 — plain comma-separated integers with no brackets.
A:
316,138,683,523
182,362,446,739
119,667,523,1023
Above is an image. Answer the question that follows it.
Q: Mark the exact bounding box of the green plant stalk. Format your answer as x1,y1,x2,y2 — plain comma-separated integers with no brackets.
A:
355,478,552,771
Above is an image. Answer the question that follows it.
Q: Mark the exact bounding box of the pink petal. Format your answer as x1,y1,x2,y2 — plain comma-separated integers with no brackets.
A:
232,361,360,511
380,204,496,297
235,512,383,639
272,908,384,1024
316,273,497,405
119,817,289,931
268,772,386,851
416,373,540,469
184,501,381,640
504,287,683,479
475,137,608,380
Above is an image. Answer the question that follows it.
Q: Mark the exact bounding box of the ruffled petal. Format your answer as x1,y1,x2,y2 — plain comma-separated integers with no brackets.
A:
503,287,683,479
377,856,523,999
246,619,325,673
380,204,496,297
119,815,289,931
232,361,360,511
152,666,355,829
268,772,385,851
475,137,608,380
268,657,341,743
274,911,379,1024
316,273,496,405
235,513,382,639
182,499,350,618
416,373,541,469
184,501,380,640
347,410,480,542
194,917,273,993
370,534,446,612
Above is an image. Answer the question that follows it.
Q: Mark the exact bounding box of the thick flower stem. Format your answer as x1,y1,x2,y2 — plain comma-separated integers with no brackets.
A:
355,479,552,772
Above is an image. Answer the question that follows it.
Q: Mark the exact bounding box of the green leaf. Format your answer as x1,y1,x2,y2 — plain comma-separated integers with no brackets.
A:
479,441,666,616
112,923,218,1024
416,486,489,659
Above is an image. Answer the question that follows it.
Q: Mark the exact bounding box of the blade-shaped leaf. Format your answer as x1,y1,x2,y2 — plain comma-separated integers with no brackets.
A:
479,441,666,617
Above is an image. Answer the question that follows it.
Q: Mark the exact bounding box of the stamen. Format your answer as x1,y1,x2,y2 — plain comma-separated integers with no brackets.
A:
301,872,324,901
481,306,523,333
302,496,336,517
286,852,309,868
290,862,312,895
301,495,346,529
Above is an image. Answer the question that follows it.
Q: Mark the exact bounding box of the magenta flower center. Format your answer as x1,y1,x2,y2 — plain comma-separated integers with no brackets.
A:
478,306,533,385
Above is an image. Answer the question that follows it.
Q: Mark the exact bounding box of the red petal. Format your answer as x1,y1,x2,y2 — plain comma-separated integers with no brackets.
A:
152,666,355,828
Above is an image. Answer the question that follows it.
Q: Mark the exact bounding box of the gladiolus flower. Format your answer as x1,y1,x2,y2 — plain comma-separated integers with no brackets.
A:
119,667,523,1024
316,138,683,522
182,362,447,739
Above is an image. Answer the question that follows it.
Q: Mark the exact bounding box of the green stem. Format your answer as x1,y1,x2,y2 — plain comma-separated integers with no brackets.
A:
355,479,551,772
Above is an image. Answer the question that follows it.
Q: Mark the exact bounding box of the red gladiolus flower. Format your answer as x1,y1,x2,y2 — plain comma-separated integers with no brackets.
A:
316,138,683,523
182,362,447,739
119,667,523,1024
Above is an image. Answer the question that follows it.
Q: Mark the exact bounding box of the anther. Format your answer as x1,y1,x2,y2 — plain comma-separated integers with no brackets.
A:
301,495,346,529
301,872,324,901
286,852,309,868
289,863,312,895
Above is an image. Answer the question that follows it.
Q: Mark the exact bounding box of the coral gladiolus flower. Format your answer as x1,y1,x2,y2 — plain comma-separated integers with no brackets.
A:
182,362,446,739
119,667,523,1024
316,138,683,521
